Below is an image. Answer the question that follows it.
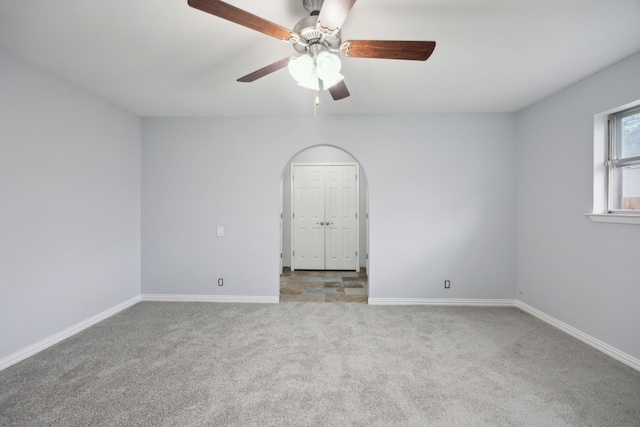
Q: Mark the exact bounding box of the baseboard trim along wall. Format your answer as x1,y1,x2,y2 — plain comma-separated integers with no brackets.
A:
142,294,280,304
516,301,640,372
367,298,517,306
0,295,141,372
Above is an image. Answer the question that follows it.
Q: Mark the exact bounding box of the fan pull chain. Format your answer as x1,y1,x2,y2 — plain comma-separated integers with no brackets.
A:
313,90,319,117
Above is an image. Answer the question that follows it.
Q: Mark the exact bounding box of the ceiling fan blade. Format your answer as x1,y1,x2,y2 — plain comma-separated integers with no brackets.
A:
328,80,350,101
341,40,436,61
188,0,293,41
317,0,357,36
237,57,293,83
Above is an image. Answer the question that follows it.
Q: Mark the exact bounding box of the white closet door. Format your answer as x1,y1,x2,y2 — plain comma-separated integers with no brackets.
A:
292,165,325,270
324,165,358,270
292,164,358,271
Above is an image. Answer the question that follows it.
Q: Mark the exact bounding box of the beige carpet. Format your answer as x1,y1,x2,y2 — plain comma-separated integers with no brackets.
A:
1,302,639,426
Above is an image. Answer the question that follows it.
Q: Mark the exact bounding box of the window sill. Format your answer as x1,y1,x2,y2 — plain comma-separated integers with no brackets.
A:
585,213,640,225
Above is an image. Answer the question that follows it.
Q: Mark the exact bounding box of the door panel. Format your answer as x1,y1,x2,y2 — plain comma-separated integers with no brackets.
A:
324,165,357,270
292,165,325,270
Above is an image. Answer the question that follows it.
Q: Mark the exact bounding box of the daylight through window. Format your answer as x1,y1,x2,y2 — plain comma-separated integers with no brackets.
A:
608,106,640,213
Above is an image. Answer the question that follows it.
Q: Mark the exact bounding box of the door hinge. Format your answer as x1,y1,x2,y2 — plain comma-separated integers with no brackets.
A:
366,254,369,260
355,213,358,219
356,251,358,257
293,251,295,256
293,213,295,219
280,253,283,259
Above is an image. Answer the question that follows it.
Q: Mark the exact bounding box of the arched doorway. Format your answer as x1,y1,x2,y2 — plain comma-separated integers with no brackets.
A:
279,145,369,302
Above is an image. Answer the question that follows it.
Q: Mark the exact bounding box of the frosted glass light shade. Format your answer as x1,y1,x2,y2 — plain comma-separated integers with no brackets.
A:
316,51,341,77
317,51,344,89
288,52,344,91
288,54,319,90
320,71,344,89
298,69,320,90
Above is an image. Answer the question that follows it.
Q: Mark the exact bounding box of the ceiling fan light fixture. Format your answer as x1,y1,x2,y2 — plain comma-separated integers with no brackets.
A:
297,70,321,91
316,51,340,72
288,54,320,90
289,51,344,92
288,54,313,80
316,51,344,88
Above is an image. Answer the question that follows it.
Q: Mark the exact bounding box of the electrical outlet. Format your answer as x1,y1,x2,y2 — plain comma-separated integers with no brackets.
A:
444,280,450,289
218,278,224,286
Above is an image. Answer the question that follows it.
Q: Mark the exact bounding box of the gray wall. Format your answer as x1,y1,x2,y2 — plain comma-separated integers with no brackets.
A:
0,51,141,359
515,51,640,360
141,113,517,300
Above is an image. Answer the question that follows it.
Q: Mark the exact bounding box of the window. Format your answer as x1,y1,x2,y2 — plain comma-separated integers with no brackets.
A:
588,103,640,224
607,106,640,213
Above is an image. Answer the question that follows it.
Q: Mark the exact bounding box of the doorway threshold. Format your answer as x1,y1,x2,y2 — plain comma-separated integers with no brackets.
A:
280,268,368,303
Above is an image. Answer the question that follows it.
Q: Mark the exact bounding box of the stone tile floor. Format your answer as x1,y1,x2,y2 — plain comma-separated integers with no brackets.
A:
280,268,368,303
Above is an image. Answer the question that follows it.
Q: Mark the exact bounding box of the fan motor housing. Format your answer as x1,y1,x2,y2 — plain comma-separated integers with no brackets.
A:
293,15,341,55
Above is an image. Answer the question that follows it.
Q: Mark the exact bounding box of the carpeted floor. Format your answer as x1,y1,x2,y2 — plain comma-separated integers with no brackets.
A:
1,302,639,426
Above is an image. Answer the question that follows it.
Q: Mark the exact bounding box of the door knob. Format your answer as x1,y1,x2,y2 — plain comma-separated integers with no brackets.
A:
318,222,325,225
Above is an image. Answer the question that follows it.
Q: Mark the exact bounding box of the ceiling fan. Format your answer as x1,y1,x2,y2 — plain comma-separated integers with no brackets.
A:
187,0,436,101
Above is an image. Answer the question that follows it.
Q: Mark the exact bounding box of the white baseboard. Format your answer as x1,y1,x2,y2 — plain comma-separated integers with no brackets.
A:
142,294,280,304
516,301,640,372
367,298,517,307
0,295,141,372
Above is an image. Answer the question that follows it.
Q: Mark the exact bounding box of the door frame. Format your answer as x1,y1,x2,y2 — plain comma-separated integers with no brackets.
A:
279,176,284,275
290,162,360,271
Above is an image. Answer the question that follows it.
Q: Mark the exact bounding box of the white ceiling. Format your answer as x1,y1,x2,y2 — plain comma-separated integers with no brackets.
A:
1,0,640,117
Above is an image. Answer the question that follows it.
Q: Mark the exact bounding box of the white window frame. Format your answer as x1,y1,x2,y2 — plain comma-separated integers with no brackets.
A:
586,102,640,225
